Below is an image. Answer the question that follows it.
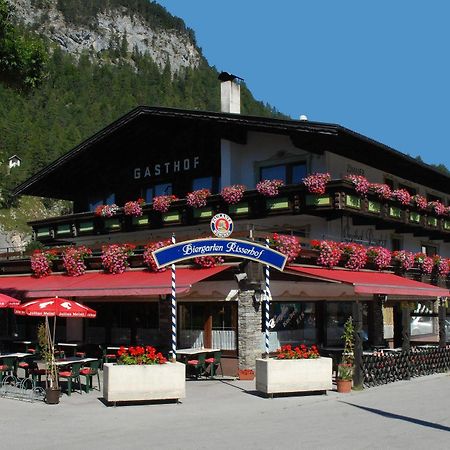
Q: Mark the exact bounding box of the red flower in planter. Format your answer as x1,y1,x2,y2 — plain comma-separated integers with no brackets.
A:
62,246,92,277
143,240,172,272
428,201,447,216
123,198,145,217
414,253,434,275
392,189,412,205
101,244,135,274
152,195,178,212
276,344,319,359
118,346,167,365
272,233,301,263
339,242,367,270
95,204,120,217
366,246,391,270
31,249,59,278
392,250,414,271
412,195,428,210
256,179,284,197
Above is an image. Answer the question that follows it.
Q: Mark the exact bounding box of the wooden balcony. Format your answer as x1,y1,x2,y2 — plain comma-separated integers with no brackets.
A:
28,180,450,244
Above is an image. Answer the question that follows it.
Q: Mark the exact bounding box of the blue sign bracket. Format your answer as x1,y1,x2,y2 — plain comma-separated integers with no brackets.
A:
152,238,287,271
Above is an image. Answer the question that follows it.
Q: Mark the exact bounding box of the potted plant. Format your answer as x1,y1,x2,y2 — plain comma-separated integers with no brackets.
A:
103,346,185,404
337,317,354,393
37,321,60,404
255,344,332,396
238,368,255,380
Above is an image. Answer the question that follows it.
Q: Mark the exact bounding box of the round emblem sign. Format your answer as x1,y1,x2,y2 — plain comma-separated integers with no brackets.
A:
210,213,233,238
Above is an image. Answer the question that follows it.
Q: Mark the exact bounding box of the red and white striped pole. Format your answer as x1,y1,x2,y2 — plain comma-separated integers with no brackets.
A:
170,233,177,362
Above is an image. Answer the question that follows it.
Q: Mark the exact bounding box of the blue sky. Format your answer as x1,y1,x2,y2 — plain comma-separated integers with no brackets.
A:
157,0,450,169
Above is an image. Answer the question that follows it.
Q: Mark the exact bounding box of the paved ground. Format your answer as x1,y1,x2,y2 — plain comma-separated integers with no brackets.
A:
1,373,449,450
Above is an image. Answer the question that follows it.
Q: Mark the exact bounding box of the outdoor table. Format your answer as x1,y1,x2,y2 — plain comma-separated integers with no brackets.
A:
176,348,220,356
0,353,33,377
54,357,97,367
57,342,80,357
106,346,127,351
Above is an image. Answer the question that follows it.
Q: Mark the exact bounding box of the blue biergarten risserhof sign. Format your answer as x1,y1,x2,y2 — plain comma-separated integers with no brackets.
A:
152,238,287,271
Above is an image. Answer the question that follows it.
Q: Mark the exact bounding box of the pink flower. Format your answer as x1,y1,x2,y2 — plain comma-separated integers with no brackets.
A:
31,250,58,278
186,189,210,208
194,255,224,268
314,240,342,268
428,201,446,216
101,244,135,274
95,204,119,217
414,253,433,275
62,246,92,277
392,189,412,205
412,195,428,210
339,242,367,270
370,183,392,200
345,175,370,196
220,185,246,204
433,256,450,278
124,198,145,217
143,240,172,272
366,246,392,270
152,195,177,213
303,173,331,194
256,179,284,197
392,250,414,271
272,233,301,263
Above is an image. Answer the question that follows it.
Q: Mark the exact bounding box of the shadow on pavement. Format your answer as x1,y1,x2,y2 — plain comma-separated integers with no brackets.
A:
341,402,450,432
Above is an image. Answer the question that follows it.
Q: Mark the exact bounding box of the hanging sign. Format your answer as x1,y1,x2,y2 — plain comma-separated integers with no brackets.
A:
210,213,233,238
152,238,287,271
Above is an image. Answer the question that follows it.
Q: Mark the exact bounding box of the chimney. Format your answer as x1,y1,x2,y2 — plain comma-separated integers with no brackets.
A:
218,72,243,114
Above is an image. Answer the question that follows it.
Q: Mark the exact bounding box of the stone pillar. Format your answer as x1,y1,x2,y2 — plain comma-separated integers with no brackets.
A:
438,298,446,348
238,289,261,371
352,301,363,389
159,295,172,355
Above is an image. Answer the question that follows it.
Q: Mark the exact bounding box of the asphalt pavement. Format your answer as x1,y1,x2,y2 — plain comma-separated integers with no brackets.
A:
0,373,449,449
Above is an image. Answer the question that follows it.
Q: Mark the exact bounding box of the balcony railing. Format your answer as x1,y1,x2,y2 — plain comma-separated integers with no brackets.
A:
28,180,450,243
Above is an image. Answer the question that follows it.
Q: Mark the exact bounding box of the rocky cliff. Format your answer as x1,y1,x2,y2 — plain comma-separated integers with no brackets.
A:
12,0,201,73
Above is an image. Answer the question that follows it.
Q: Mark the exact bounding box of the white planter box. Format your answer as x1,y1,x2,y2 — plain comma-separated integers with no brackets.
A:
256,357,332,395
103,362,186,403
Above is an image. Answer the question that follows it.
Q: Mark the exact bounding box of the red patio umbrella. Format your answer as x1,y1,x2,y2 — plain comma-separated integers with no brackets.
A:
0,293,21,308
14,297,96,318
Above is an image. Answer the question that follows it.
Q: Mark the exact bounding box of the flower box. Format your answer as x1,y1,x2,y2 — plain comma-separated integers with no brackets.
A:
131,216,149,227
238,369,255,380
104,218,121,232
345,194,361,209
103,362,186,403
193,206,214,220
56,223,72,237
305,194,331,207
162,211,181,224
444,220,450,231
409,211,421,224
367,201,381,214
78,220,94,234
255,357,332,396
228,202,249,215
265,197,290,212
427,216,438,228
388,206,402,219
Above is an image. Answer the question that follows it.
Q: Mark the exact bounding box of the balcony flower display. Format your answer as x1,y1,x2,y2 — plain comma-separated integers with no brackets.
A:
123,198,145,217
391,250,415,271
345,175,370,196
256,179,284,197
414,253,434,275
276,344,320,359
340,242,367,270
433,256,450,278
311,240,342,268
143,240,172,272
412,195,428,211
220,184,246,204
95,204,120,217
31,249,59,278
117,346,167,365
366,246,392,270
302,172,331,195
152,195,177,213
62,246,92,277
101,243,135,274
272,233,301,263
194,255,224,268
392,189,412,206
186,189,211,208
370,183,392,200
428,201,447,216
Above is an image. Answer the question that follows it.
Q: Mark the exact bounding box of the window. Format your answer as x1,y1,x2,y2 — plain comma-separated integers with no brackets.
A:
144,183,172,203
427,193,442,202
421,244,438,256
384,177,394,189
398,184,416,195
260,162,307,184
88,193,115,212
192,176,213,191
391,237,402,251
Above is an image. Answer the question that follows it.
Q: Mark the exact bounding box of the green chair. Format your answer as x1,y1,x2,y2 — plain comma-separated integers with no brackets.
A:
186,353,206,379
59,362,82,396
205,351,223,377
0,357,15,383
80,360,101,393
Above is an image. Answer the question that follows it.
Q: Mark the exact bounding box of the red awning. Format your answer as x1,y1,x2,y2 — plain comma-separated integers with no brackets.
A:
286,266,450,297
0,266,230,298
